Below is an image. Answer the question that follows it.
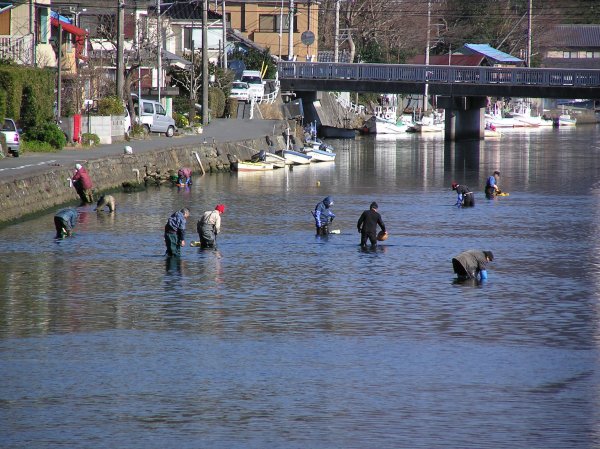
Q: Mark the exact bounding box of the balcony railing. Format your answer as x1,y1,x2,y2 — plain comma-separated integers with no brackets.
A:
0,35,34,66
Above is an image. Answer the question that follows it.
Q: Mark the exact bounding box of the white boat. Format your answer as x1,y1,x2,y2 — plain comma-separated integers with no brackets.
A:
279,149,312,165
264,151,286,168
363,94,415,134
558,114,577,126
251,150,286,168
365,114,414,134
233,161,274,172
486,100,553,128
406,113,444,133
304,147,336,162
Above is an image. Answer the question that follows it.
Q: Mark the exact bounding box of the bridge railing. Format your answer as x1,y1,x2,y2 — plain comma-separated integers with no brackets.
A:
278,62,600,87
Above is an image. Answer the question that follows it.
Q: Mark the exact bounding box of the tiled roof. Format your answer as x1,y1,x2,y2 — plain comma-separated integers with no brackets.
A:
550,25,600,48
317,50,352,63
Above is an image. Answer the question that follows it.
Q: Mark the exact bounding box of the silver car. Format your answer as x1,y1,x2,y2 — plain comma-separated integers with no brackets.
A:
1,118,20,157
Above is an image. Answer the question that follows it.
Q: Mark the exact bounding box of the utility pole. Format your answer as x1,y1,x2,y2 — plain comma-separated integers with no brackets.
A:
288,0,294,60
116,0,125,98
333,0,340,63
157,0,161,102
221,0,227,69
278,0,283,59
202,0,209,125
30,0,36,66
189,39,196,124
57,23,62,121
527,0,532,67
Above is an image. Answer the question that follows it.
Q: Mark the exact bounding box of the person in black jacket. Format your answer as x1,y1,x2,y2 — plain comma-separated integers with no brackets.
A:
451,182,474,207
357,202,386,248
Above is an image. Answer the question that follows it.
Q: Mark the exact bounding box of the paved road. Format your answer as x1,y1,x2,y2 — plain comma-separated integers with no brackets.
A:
0,119,285,183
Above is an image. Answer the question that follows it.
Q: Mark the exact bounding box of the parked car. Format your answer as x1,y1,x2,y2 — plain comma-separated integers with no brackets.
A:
132,97,176,137
241,70,265,100
0,118,20,157
229,81,250,102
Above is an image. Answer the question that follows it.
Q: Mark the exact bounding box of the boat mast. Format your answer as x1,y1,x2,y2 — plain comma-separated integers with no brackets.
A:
423,0,431,114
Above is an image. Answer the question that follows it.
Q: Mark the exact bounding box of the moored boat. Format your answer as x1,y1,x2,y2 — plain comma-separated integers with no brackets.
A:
279,149,312,165
233,161,274,172
365,114,414,134
304,147,336,162
558,114,577,126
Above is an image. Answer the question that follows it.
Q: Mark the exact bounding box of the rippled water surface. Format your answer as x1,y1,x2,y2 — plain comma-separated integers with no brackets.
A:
2,126,600,448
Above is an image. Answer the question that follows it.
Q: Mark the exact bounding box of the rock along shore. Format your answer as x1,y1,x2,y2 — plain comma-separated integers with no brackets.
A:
0,119,289,227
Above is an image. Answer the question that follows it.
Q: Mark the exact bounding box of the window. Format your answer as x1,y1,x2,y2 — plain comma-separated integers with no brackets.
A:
258,14,296,33
586,51,600,58
259,15,276,32
562,51,576,58
143,102,154,114
156,104,166,116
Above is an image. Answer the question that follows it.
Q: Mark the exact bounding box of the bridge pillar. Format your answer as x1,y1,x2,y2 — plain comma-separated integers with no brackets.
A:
438,96,487,141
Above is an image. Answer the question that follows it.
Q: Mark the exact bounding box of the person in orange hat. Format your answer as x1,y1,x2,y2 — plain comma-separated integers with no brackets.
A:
197,204,225,249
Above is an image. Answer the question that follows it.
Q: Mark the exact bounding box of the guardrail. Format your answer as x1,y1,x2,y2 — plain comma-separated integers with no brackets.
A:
278,62,600,88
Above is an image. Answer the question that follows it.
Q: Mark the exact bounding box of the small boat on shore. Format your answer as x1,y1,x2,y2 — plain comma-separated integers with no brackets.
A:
279,149,312,165
304,147,336,162
233,161,274,172
251,150,286,168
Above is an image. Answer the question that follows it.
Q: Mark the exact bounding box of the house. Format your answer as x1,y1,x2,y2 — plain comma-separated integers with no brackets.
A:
540,24,600,69
157,1,224,64
409,44,524,67
217,0,319,61
0,0,55,68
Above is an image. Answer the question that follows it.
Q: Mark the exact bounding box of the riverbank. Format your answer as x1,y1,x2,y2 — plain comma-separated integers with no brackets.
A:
0,119,288,227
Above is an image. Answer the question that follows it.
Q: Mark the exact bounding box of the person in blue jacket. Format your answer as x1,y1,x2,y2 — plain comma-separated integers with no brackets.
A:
164,208,190,257
313,196,335,236
485,171,501,199
54,207,79,239
452,250,494,282
451,182,474,207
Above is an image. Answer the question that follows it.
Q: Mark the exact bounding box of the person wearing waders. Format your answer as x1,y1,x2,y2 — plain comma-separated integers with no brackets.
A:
313,196,335,236
197,204,225,249
451,182,474,207
452,250,494,282
357,201,386,248
485,171,501,199
164,208,190,257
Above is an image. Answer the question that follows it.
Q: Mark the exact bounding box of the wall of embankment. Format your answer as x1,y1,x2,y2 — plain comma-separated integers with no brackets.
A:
0,134,285,227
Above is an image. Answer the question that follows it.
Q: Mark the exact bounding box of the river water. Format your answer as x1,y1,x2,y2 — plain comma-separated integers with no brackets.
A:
1,125,600,449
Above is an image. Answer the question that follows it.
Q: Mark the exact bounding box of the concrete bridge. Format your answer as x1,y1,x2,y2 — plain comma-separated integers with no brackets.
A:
277,61,600,140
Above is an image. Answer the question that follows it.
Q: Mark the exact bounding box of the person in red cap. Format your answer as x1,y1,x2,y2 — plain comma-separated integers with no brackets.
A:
72,163,94,204
451,181,474,207
197,204,225,249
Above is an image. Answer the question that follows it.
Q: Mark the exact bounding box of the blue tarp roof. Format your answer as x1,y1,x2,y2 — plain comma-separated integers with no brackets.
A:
463,43,523,63
50,10,73,24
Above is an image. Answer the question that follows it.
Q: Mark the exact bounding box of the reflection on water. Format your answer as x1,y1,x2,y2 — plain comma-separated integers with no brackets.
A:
1,127,600,448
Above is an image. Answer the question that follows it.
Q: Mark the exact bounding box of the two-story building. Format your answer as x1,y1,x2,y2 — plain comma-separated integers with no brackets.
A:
540,24,600,69
217,0,319,61
0,0,56,68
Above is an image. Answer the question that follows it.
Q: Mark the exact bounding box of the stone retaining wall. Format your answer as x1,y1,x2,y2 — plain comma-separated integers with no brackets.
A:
0,134,284,227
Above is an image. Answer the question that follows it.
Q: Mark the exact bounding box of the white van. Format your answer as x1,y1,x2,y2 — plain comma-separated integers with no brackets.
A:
241,70,265,100
135,98,176,137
